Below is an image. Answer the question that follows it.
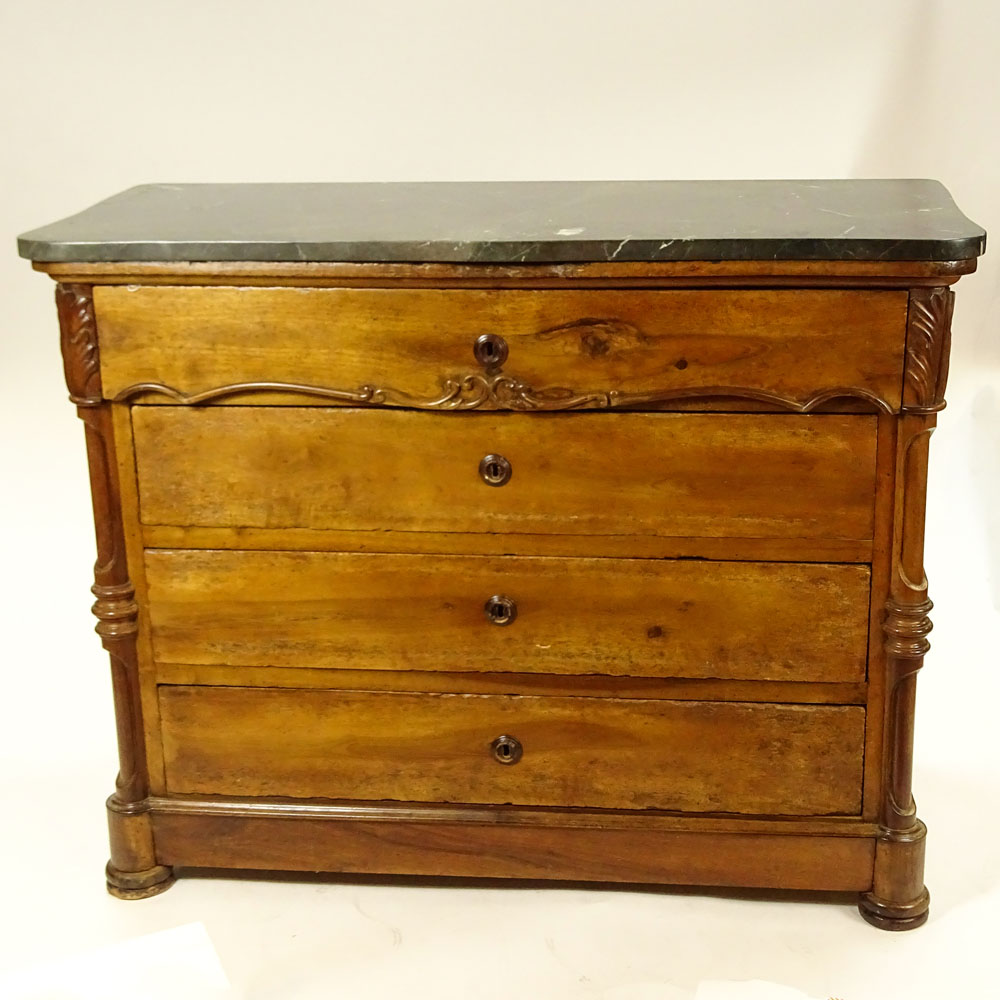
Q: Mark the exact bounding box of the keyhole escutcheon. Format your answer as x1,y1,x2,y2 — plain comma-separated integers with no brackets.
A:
479,453,512,487
491,734,523,765
473,333,509,369
484,594,517,626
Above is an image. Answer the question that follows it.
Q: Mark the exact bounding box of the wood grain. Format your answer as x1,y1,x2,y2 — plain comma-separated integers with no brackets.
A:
145,550,871,682
158,685,866,815
55,286,174,897
132,408,878,542
151,806,876,891
95,286,907,408
32,219,978,919
861,413,897,819
154,663,868,704
41,256,976,284
111,403,167,795
148,794,878,835
860,402,938,928
140,525,874,563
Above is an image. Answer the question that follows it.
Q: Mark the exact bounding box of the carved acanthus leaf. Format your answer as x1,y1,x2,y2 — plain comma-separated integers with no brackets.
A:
904,286,953,412
55,283,102,406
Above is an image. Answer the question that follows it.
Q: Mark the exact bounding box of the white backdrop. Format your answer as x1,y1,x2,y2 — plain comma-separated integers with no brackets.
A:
1,2,997,998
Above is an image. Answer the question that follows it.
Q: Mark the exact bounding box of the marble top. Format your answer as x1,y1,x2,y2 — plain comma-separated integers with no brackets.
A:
17,180,986,264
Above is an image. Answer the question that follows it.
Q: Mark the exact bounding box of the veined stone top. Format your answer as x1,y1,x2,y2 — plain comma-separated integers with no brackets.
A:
17,179,986,264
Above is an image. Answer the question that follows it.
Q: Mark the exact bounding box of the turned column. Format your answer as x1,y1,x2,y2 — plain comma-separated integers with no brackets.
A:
56,284,174,899
859,285,953,930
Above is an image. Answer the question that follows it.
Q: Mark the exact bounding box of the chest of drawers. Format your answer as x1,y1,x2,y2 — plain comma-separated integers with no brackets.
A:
19,180,985,928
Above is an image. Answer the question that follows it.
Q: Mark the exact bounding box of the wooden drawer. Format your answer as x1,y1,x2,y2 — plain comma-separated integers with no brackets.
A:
132,408,877,542
158,685,865,815
145,550,870,683
95,286,907,409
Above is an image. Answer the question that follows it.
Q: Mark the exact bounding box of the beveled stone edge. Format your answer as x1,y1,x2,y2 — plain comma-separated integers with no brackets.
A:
18,234,988,264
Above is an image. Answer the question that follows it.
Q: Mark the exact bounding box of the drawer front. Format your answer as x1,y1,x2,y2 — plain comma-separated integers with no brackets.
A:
132,408,877,542
146,550,870,682
158,686,865,815
95,286,907,409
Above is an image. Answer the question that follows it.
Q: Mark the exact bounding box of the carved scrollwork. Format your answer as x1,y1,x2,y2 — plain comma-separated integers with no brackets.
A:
607,384,895,414
114,374,895,413
115,380,379,407
55,283,102,406
903,286,953,413
376,373,610,410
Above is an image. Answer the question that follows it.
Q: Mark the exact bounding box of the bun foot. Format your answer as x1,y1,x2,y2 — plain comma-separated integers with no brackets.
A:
106,861,176,900
858,886,930,931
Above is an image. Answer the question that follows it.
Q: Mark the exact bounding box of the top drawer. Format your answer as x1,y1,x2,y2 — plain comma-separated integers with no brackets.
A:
94,286,907,410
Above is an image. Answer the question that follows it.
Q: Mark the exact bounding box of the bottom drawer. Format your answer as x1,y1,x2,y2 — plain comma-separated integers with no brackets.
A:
159,686,865,816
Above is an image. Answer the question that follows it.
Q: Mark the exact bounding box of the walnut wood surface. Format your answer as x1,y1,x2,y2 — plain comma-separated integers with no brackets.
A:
80,410,149,807
37,257,977,284
151,806,876,891
55,285,174,897
140,525,874,563
56,283,102,406
145,550,870,683
95,286,907,411
903,287,954,413
111,403,168,796
858,281,956,927
34,241,974,924
158,686,865,815
860,414,896,820
132,408,878,543
58,287,145,806
148,795,878,835
155,664,867,704
860,409,938,928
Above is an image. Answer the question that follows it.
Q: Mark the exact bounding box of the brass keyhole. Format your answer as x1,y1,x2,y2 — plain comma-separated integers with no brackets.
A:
473,333,509,369
484,594,517,626
479,453,512,487
491,735,523,765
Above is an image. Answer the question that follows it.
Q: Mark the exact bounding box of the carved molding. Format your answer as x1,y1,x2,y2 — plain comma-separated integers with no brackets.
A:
883,597,933,661
877,413,936,839
880,598,932,832
903,286,953,413
92,580,139,638
882,597,931,827
55,283,102,406
114,374,896,414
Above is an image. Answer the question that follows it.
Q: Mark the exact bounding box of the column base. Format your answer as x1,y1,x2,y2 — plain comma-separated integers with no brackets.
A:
106,860,176,900
858,819,929,930
858,886,930,930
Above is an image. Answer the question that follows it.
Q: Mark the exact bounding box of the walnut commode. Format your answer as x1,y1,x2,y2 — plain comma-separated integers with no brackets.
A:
19,181,985,927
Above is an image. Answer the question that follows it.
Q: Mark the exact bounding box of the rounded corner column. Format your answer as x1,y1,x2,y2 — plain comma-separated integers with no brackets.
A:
859,820,929,930
105,795,175,899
